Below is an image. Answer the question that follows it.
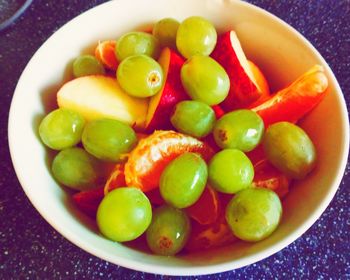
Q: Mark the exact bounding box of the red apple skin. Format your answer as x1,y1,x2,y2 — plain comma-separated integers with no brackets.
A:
211,31,261,110
145,48,188,132
72,187,105,218
212,105,225,119
145,188,164,206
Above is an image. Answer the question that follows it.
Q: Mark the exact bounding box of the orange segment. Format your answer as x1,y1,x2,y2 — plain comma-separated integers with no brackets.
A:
186,186,220,225
124,130,214,192
95,40,119,70
253,159,290,199
185,190,237,252
136,132,149,141
104,164,126,195
185,217,237,252
252,65,328,126
246,144,266,165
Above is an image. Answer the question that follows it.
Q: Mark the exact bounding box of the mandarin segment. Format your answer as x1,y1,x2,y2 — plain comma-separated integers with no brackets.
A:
124,130,214,192
253,159,290,199
185,216,237,252
252,65,328,126
186,186,220,225
246,144,266,165
104,164,126,195
95,40,119,70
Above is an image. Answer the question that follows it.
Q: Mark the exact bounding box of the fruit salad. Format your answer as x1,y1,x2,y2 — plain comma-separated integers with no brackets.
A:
38,16,328,256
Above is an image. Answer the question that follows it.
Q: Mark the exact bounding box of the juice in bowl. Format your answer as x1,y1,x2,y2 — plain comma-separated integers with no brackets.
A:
8,0,349,276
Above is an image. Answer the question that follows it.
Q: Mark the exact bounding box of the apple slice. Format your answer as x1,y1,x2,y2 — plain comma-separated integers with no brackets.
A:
57,75,148,130
72,187,105,218
211,105,225,119
145,47,188,131
211,31,262,110
246,60,270,107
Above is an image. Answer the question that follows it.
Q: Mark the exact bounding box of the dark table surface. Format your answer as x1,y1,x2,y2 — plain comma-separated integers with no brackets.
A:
1,0,349,279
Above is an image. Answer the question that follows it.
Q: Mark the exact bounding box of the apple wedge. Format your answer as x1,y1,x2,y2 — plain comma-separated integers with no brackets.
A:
211,31,262,110
72,187,105,218
145,47,188,131
57,75,148,130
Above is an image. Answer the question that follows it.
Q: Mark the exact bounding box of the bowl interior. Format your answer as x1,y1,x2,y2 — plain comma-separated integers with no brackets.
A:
8,0,349,276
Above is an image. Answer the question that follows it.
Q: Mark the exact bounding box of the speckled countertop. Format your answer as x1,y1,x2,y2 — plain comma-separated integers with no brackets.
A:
0,0,349,279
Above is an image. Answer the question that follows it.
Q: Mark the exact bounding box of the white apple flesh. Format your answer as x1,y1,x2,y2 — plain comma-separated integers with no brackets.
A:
57,75,148,130
145,47,188,131
211,31,262,110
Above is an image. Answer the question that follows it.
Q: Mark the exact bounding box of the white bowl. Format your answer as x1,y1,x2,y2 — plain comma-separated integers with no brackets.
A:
8,0,349,276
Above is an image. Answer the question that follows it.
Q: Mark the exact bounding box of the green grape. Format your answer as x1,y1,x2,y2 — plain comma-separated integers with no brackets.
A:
51,147,100,190
117,54,164,98
170,100,216,138
176,16,217,58
226,188,282,242
213,110,264,152
82,119,136,162
97,187,152,242
146,205,191,256
208,149,254,194
160,152,207,208
152,18,180,49
116,32,160,61
262,122,316,179
181,55,229,105
73,55,105,77
39,108,85,150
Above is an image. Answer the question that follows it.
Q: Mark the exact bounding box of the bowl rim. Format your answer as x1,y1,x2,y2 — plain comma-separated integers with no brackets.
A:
8,0,350,276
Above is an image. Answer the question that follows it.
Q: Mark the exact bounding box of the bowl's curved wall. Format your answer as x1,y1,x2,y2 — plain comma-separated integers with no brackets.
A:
8,0,349,275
